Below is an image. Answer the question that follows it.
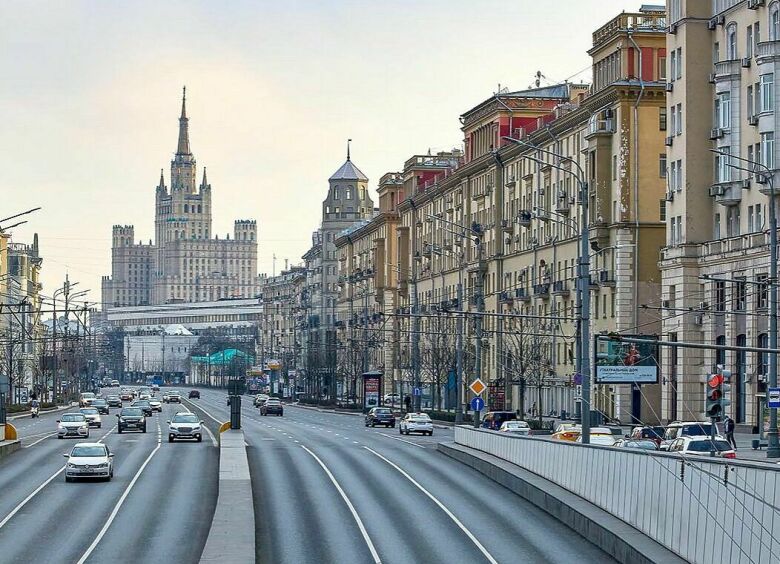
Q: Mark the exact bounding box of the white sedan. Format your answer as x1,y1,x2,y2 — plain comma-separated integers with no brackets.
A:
64,442,114,482
79,407,102,428
57,413,90,439
499,420,531,435
149,398,163,412
400,413,433,436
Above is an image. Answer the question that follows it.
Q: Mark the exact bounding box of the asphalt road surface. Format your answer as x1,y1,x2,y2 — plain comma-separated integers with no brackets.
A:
186,387,616,564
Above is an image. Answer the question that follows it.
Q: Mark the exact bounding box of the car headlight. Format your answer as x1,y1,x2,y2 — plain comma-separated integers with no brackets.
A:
96,463,108,468
193,425,201,431
67,463,77,468
58,425,65,431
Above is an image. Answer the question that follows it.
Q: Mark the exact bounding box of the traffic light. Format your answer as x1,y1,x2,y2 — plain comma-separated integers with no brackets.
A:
705,373,724,419
720,366,732,412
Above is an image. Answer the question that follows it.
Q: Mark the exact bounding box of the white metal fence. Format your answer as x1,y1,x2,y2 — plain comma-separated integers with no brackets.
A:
454,426,780,564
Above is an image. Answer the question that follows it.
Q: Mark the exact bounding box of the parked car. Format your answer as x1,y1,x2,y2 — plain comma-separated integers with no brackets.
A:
613,438,659,450
629,425,666,446
91,399,110,415
57,413,90,439
399,413,433,436
79,392,96,407
659,421,720,451
365,407,396,428
481,411,518,431
110,380,120,387
261,398,283,416
167,412,203,442
499,420,531,435
668,436,736,459
188,390,200,399
383,393,401,405
64,442,114,482
117,407,146,433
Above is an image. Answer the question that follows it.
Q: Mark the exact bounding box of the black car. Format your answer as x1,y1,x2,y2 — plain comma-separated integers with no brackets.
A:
481,411,517,431
131,400,153,417
365,407,396,428
260,398,283,416
188,390,200,399
117,407,147,433
91,399,110,415
106,395,122,408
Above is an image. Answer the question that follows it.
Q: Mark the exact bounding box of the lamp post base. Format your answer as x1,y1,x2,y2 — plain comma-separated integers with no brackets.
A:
766,430,780,458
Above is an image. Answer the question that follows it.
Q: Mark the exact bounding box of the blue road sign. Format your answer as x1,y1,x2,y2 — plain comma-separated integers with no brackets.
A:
413,387,421,397
769,387,780,409
470,397,485,412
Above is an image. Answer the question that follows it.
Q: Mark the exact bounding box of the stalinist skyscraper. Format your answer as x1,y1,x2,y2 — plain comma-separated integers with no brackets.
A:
102,88,258,309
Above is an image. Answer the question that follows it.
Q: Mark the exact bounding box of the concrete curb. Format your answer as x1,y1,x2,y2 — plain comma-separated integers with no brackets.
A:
9,402,75,420
0,440,21,460
199,430,255,564
438,442,687,564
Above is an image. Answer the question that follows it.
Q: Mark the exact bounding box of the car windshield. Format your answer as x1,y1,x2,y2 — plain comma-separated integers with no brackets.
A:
505,421,528,428
627,441,657,450
80,408,98,415
121,408,143,416
682,424,713,436
133,400,150,406
172,414,199,423
687,440,732,452
61,414,86,422
107,396,119,400
375,409,392,414
92,399,107,404
71,446,106,457
266,399,280,404
81,393,95,398
169,391,180,395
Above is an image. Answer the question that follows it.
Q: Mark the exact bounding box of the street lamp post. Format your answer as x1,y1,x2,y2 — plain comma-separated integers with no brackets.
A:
713,149,779,458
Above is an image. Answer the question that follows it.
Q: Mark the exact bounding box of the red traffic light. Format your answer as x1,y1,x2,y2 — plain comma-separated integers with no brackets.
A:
708,374,724,388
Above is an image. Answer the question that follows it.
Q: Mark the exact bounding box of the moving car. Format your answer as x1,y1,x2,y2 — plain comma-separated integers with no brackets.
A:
551,423,581,442
79,392,96,407
91,399,110,415
261,398,283,416
481,411,518,431
151,384,160,392
188,390,200,399
166,390,182,403
365,407,396,428
400,413,433,436
667,436,736,459
253,394,269,407
499,420,531,435
110,380,120,387
628,426,666,447
659,421,720,451
79,407,102,428
576,433,617,446
131,399,153,417
167,412,203,442
57,413,90,439
162,391,171,402
120,389,134,401
106,395,122,408
149,398,162,412
64,443,114,482
613,439,659,450
117,407,147,433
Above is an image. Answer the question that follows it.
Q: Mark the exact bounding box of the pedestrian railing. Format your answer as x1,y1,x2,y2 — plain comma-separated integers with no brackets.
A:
454,426,780,564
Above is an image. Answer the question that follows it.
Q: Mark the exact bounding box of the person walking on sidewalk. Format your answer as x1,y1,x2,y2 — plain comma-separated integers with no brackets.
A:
724,416,737,450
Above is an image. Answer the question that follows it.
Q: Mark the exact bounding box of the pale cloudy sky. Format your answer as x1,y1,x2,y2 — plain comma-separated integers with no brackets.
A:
0,0,647,303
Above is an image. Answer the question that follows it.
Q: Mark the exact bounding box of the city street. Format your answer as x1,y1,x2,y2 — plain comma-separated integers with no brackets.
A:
0,394,218,564
185,388,616,564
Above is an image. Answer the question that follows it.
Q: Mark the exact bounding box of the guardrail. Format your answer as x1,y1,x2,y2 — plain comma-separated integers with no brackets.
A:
454,426,780,564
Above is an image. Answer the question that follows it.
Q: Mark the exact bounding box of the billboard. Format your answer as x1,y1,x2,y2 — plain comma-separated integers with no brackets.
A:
595,335,659,384
362,371,382,410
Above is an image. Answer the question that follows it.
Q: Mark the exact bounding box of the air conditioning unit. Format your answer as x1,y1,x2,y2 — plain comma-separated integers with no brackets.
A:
710,128,724,140
709,73,717,84
693,313,705,325
748,0,766,9
707,18,717,30
662,300,671,309
665,136,674,147
665,82,674,92
709,185,726,197
741,57,752,68
748,114,759,126
665,191,675,202
668,23,678,35
716,15,725,26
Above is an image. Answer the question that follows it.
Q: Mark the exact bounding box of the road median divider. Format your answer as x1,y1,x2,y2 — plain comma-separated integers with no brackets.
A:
199,429,255,564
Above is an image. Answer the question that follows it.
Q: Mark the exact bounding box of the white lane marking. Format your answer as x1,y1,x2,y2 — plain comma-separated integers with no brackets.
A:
202,423,218,447
376,433,426,449
0,465,65,529
182,398,223,425
353,441,360,444
23,432,58,448
364,447,497,564
301,445,381,564
76,419,162,564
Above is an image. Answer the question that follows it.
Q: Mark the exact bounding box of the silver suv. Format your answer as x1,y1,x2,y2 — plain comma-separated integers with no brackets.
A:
168,412,203,442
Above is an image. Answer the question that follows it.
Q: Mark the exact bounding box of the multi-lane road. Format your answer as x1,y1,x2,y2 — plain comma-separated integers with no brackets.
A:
0,388,615,563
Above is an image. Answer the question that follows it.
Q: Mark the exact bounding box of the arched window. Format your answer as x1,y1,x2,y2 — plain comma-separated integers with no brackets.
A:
726,23,737,60
772,3,780,41
346,186,353,199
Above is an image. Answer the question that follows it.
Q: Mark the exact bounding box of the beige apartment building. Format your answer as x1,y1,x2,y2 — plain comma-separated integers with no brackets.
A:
334,6,668,422
661,0,780,430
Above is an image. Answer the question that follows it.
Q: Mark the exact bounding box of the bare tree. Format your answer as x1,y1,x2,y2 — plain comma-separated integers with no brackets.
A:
419,311,456,411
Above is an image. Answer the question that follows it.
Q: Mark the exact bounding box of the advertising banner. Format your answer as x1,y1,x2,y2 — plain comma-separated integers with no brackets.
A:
362,371,382,410
595,335,659,384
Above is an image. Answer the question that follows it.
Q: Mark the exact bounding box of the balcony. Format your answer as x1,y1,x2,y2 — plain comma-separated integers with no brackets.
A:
756,40,780,65
556,194,571,215
517,210,532,228
599,270,615,287
756,172,780,197
552,280,570,296
533,283,550,298
713,59,741,83
499,291,513,305
708,180,745,206
584,118,615,140
515,287,531,301
591,11,666,49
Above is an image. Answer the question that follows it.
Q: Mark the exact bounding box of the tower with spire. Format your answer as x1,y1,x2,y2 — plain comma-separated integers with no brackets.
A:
103,88,258,309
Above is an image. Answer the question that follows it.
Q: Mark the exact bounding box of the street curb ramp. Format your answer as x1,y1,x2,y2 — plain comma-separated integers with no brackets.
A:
199,429,255,564
438,442,687,564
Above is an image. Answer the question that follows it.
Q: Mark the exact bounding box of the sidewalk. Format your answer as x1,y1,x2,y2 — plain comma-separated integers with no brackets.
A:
733,432,780,464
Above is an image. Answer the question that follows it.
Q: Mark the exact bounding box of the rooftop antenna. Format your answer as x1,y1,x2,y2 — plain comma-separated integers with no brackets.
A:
272,253,277,277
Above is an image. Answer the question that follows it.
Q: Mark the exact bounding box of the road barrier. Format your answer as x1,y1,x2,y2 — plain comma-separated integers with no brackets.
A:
454,426,780,564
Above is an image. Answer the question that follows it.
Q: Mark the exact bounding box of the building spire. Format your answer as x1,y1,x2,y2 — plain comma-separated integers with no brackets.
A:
347,138,351,161
158,168,165,188
201,167,208,188
177,86,191,155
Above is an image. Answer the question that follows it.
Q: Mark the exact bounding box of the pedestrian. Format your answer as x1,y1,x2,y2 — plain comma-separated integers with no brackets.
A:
404,394,411,413
724,416,737,450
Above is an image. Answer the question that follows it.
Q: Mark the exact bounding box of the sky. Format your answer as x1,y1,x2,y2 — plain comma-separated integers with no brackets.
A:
0,0,647,305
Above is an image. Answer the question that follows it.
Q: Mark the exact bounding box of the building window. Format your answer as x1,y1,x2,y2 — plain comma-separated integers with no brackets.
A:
346,187,352,200
670,160,677,190
676,103,682,135
761,73,774,113
773,3,780,41
727,25,738,60
734,278,747,311
762,132,775,168
715,281,726,312
714,212,721,239
660,199,667,222
748,85,754,118
659,57,666,80
748,205,755,232
717,92,731,129
716,147,732,183
659,107,667,131
747,24,754,58
612,155,617,180
670,106,677,135
756,203,764,230
660,154,667,178
670,50,677,82
758,275,769,309
675,160,682,191
676,47,682,79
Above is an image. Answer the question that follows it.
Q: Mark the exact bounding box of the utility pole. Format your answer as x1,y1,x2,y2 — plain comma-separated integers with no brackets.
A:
473,225,485,429
578,177,592,444
455,279,464,423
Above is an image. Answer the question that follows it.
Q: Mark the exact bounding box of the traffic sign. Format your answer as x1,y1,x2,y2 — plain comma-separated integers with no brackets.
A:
470,397,485,412
469,378,486,396
413,387,421,397
769,387,780,409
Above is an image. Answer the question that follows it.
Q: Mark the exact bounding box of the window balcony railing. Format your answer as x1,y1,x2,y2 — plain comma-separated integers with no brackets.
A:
756,40,780,63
